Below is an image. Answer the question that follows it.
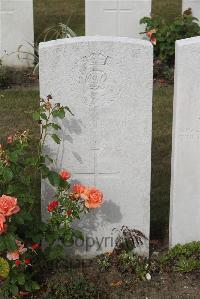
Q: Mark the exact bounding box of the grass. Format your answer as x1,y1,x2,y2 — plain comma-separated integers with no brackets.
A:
34,0,85,42
152,0,182,22
0,84,173,241
151,84,173,240
0,89,39,142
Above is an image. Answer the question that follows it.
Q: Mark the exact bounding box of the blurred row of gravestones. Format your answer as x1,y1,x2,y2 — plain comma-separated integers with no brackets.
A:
0,0,198,68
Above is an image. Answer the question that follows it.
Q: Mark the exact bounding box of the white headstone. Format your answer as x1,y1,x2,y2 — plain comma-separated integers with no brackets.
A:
39,36,153,257
170,37,200,247
182,0,200,20
85,0,152,38
0,0,34,67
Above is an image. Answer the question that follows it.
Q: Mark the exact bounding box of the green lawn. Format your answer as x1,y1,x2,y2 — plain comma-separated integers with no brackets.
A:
151,84,173,240
34,0,85,42
0,84,173,241
152,0,182,22
0,89,39,141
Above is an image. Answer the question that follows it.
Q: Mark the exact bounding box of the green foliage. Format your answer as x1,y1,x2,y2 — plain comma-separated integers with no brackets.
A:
97,254,111,271
117,251,149,281
141,9,200,69
0,257,9,279
41,270,100,299
161,242,200,272
140,9,200,83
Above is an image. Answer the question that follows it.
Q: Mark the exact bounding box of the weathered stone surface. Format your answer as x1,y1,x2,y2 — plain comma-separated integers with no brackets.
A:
170,37,200,247
39,36,153,257
0,0,34,67
182,0,200,20
85,0,151,38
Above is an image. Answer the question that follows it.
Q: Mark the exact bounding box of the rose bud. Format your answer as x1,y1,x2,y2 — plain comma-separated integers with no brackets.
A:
59,170,71,181
15,260,21,266
24,258,31,265
7,135,13,144
31,243,40,250
48,200,59,212
67,210,72,217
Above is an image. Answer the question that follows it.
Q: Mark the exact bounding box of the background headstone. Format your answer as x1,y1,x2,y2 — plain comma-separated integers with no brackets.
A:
85,0,152,38
182,0,200,20
0,0,34,67
170,37,200,247
39,36,153,257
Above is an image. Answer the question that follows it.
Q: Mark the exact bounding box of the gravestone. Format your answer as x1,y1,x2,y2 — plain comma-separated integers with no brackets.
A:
170,37,200,247
182,0,200,20
85,0,151,38
0,0,34,67
39,36,153,257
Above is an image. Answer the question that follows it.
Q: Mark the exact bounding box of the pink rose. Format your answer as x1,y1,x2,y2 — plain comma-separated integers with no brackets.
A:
7,251,20,261
0,195,20,217
7,240,27,261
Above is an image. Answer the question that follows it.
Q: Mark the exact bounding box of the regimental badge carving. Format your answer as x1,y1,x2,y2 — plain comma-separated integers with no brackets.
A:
72,51,121,107
85,69,107,90
80,52,109,91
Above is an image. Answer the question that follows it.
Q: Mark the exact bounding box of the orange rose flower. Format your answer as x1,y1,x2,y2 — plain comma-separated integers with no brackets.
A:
146,28,157,39
0,195,20,217
0,213,6,234
59,170,71,180
84,187,103,209
72,184,86,195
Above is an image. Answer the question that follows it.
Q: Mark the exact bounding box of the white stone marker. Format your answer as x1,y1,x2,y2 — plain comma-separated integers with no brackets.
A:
0,0,34,67
39,36,153,257
170,37,200,247
85,0,151,38
182,0,200,20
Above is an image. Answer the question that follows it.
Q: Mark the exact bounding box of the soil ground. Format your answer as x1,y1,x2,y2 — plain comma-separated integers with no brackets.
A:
84,265,200,298
34,257,200,299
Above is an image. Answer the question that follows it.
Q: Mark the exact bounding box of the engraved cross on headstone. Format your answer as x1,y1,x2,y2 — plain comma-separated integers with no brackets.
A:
0,1,14,16
104,0,133,36
75,145,120,186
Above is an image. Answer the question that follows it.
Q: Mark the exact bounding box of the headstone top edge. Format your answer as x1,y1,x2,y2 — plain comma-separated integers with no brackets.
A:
39,36,152,50
176,36,200,47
